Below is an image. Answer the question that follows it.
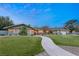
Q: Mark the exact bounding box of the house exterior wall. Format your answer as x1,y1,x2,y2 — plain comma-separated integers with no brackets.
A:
0,24,36,36
8,28,20,35
27,28,34,35
37,30,44,35
8,27,35,36
60,31,67,35
52,29,69,35
27,29,44,35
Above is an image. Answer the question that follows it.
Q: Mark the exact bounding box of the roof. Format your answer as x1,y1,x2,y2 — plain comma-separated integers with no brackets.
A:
50,28,68,31
3,24,35,30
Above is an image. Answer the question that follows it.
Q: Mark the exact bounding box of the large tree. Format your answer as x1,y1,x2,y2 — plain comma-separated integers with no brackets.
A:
0,16,14,29
64,19,79,33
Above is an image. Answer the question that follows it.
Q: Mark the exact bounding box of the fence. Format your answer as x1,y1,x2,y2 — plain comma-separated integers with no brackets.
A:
0,30,8,36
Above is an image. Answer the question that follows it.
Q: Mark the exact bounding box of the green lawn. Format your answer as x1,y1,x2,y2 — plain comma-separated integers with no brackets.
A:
0,36,44,56
48,35,79,46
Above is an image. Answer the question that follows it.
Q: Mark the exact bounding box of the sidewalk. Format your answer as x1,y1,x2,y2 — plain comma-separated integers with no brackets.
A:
41,36,75,56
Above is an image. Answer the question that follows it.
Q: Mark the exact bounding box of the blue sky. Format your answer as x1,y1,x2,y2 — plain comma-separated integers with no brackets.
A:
0,3,79,27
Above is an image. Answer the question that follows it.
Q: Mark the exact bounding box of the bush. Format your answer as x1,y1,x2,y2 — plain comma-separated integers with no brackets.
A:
19,26,27,35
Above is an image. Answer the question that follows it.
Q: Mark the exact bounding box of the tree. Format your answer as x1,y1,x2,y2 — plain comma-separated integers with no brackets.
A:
64,19,79,33
19,26,27,35
74,21,79,32
0,16,14,30
28,24,31,27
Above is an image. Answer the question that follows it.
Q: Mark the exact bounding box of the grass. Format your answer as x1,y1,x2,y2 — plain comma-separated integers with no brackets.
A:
0,36,44,56
48,34,79,46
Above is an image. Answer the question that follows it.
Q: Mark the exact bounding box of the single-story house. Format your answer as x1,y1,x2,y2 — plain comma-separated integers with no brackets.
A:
51,28,69,35
32,27,53,35
0,24,36,36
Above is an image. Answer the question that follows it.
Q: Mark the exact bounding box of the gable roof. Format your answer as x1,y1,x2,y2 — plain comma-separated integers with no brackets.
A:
3,24,34,30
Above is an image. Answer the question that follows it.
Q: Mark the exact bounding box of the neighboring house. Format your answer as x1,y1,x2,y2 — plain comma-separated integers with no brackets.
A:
52,28,69,35
60,29,69,35
32,27,53,35
72,31,79,35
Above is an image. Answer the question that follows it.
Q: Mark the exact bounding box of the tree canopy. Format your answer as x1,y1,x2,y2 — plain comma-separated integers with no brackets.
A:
64,19,79,33
0,16,14,30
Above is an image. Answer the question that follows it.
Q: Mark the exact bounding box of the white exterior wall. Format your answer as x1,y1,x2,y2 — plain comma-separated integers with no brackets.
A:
27,29,34,35
60,31,67,35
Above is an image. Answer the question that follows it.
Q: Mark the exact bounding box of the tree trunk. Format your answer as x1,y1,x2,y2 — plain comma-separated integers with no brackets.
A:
69,30,73,33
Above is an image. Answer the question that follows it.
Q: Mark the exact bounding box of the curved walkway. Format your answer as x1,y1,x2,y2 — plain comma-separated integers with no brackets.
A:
41,36,75,56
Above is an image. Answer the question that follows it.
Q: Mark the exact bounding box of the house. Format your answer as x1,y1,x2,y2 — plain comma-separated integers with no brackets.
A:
52,28,69,35
2,24,35,36
37,29,44,35
0,24,47,36
27,28,38,35
31,27,53,35
0,24,70,36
